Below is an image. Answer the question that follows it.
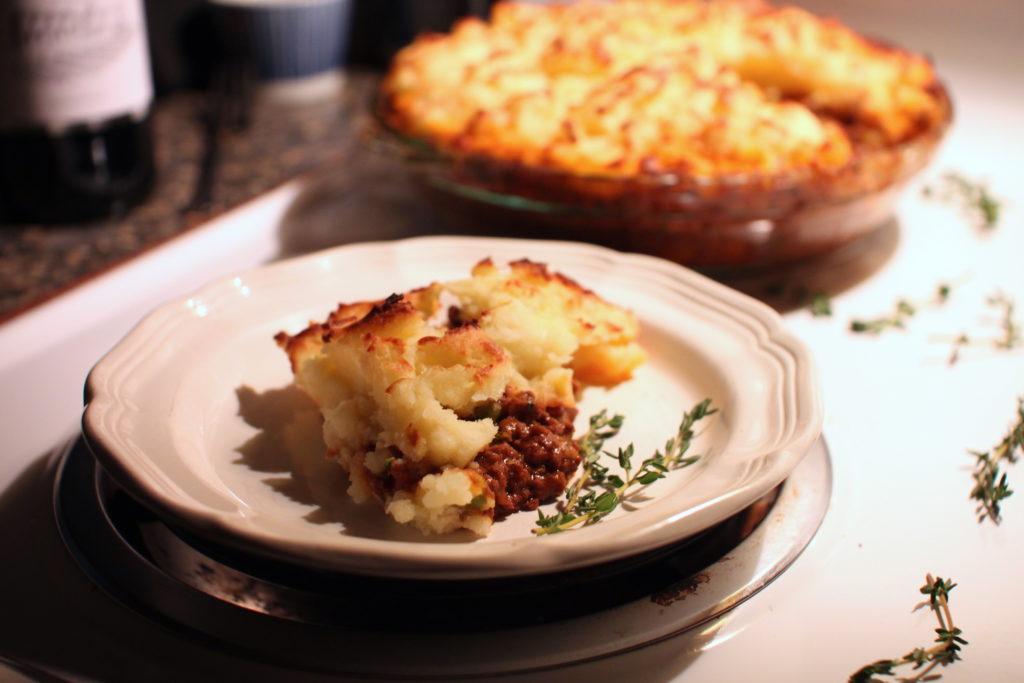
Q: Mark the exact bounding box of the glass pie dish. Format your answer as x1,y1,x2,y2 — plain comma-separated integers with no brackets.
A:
373,83,952,272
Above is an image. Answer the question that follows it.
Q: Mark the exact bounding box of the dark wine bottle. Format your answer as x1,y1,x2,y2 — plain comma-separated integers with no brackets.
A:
0,0,155,224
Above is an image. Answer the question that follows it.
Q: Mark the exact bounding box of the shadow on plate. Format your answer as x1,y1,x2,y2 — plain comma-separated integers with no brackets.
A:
232,383,477,543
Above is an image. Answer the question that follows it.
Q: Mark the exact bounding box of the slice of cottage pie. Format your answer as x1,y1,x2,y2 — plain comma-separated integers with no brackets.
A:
275,259,645,535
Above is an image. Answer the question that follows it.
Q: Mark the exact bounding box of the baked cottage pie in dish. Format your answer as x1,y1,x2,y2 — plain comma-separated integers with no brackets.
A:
276,259,645,536
377,0,951,267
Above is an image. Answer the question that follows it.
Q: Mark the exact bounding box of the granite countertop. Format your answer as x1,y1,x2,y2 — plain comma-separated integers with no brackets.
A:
0,70,381,323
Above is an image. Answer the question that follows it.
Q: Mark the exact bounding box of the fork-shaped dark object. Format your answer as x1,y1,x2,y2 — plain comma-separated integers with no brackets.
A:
182,61,253,214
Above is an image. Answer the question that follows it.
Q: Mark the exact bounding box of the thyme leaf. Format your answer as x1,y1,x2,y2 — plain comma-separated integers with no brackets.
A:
850,284,952,335
969,396,1024,524
534,399,716,535
947,333,971,367
923,171,1001,230
810,292,833,318
849,575,967,683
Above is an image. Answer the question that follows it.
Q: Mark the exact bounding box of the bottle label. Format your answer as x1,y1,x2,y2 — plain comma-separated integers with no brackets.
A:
0,0,153,131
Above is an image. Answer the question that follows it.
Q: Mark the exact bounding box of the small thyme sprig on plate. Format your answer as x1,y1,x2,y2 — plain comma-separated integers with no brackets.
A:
850,283,953,335
922,171,1001,230
969,396,1024,524
850,575,967,683
534,399,716,535
943,291,1022,366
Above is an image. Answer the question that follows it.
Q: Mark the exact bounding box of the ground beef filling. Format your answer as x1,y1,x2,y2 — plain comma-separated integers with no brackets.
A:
474,391,581,520
372,389,581,522
385,451,431,494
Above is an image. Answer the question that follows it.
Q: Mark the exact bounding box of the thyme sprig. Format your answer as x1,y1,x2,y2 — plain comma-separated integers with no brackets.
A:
850,284,952,335
923,171,1001,230
989,292,1023,351
554,409,624,524
969,396,1024,524
534,399,716,535
850,575,967,683
943,292,1022,366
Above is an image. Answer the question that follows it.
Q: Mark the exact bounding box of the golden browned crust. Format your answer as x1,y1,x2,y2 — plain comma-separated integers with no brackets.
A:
380,0,946,178
275,285,443,374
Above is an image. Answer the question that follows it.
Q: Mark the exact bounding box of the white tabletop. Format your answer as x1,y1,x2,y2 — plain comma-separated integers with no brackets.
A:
1,1,1021,681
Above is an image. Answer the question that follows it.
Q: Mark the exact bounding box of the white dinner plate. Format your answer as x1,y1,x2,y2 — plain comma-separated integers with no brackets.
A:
82,236,822,579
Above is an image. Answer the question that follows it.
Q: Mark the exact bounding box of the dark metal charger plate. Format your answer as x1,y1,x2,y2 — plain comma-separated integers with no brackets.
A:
55,436,831,679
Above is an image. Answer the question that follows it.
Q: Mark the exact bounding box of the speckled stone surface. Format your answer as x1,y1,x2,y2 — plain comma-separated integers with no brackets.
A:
0,70,378,323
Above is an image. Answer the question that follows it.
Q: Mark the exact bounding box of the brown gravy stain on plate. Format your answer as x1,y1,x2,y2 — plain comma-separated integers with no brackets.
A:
651,571,711,606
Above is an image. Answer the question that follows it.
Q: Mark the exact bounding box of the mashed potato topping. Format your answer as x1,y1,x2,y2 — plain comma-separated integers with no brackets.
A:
380,0,945,178
276,260,645,535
